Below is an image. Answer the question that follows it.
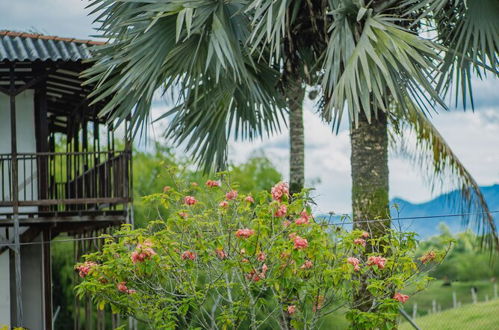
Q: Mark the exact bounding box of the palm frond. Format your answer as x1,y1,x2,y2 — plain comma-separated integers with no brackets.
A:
402,0,499,109
159,61,286,172
391,108,499,250
83,0,285,170
321,8,446,129
247,0,293,60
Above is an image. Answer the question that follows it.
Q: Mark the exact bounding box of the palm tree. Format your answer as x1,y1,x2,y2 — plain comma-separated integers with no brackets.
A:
85,0,498,243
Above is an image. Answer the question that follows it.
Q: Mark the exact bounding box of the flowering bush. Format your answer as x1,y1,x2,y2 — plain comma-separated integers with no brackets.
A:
75,179,446,329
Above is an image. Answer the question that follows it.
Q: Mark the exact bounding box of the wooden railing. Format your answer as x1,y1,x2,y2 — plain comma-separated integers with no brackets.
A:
0,151,131,212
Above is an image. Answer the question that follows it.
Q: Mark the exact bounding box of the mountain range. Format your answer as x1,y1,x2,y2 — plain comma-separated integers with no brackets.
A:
390,184,499,239
319,185,499,239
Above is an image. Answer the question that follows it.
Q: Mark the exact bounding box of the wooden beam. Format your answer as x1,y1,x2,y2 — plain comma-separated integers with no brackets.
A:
10,62,24,326
14,66,59,96
34,64,49,202
0,85,10,95
0,197,130,207
0,216,125,227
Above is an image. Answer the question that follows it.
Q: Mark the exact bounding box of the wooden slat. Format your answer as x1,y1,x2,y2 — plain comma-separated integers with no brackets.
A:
0,197,130,206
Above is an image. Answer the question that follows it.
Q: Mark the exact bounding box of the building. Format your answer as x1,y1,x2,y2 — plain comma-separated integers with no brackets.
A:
0,31,133,329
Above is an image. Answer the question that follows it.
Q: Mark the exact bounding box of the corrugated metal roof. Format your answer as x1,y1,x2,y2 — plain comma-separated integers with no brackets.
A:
0,30,105,62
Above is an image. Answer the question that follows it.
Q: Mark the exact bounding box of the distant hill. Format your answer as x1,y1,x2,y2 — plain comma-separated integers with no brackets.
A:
317,185,499,239
390,184,499,239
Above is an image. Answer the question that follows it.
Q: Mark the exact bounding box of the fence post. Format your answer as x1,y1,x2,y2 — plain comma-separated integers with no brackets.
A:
412,303,417,320
471,288,477,304
399,307,421,330
494,284,498,299
452,291,457,308
432,299,437,313
485,295,489,302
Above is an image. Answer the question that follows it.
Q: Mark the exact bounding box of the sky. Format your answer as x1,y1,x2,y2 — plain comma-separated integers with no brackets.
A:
2,0,499,214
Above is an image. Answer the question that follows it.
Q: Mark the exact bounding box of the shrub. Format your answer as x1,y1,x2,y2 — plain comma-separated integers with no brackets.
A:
76,179,444,329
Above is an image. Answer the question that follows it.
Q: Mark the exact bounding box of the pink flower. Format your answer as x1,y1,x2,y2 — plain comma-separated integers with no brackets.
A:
293,235,308,250
219,200,229,208
117,281,128,293
75,261,98,278
127,289,137,294
245,195,255,203
275,204,287,217
163,186,171,193
420,251,436,264
271,182,289,201
131,251,142,263
178,212,188,218
354,238,366,247
131,241,157,264
393,292,410,303
247,264,268,282
301,260,313,269
295,211,311,225
287,305,296,315
205,180,220,187
246,270,261,282
361,231,370,238
184,196,197,205
181,250,197,260
367,256,387,269
283,220,291,227
215,248,227,260
235,228,255,239
257,252,266,261
191,182,198,187
226,190,238,200
347,257,361,272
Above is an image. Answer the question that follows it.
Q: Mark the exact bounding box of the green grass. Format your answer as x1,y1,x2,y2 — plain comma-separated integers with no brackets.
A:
318,308,349,329
401,280,497,317
316,280,497,329
399,299,499,330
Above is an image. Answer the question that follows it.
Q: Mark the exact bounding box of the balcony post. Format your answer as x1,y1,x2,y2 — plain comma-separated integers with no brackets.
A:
34,63,49,202
9,63,23,326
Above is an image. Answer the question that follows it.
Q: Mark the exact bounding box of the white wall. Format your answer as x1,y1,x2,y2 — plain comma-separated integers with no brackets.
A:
21,233,44,330
0,245,10,325
0,90,38,326
0,90,38,210
0,90,37,153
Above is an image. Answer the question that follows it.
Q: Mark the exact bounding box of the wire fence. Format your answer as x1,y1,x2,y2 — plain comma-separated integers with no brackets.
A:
2,209,499,248
399,281,499,330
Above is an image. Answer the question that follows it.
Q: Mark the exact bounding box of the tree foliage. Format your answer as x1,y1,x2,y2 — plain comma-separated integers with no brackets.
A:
419,224,499,281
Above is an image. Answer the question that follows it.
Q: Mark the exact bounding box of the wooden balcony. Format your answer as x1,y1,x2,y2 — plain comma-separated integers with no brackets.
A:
0,151,132,225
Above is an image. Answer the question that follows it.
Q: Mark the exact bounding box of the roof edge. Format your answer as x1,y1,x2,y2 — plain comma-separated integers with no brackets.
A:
0,30,106,46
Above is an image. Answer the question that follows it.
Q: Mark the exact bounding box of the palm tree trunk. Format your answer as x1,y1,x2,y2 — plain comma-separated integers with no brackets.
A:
287,81,306,195
350,111,390,319
351,111,390,236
